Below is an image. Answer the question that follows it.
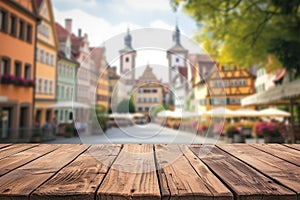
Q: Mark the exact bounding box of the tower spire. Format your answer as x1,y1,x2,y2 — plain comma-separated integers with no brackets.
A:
124,27,133,50
172,8,181,46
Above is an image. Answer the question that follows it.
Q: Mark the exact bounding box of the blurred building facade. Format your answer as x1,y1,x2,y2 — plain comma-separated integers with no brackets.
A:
89,47,109,110
119,28,136,98
34,0,59,125
133,65,164,113
167,25,189,112
0,0,39,141
55,21,79,123
191,57,256,111
107,66,126,113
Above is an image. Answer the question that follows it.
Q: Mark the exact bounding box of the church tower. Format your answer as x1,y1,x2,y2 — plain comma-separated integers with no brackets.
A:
119,28,136,90
167,24,188,110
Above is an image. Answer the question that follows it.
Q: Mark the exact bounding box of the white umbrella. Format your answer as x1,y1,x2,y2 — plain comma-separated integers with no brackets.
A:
205,107,235,117
109,113,133,119
157,110,203,118
258,108,291,117
234,108,259,117
47,101,90,109
132,113,145,118
182,111,203,118
157,110,175,118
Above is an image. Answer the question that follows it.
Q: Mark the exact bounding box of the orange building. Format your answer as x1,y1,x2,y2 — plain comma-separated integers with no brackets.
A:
34,0,59,125
0,0,39,141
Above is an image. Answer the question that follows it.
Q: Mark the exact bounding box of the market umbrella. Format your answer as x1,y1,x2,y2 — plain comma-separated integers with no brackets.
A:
204,107,235,117
257,108,291,117
234,108,260,117
157,110,174,118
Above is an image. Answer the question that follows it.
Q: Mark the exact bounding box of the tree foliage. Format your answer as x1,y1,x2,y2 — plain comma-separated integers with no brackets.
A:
94,104,108,133
151,104,172,116
174,0,300,75
117,95,135,113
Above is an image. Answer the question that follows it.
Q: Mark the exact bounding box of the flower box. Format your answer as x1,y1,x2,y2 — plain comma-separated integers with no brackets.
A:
0,74,16,84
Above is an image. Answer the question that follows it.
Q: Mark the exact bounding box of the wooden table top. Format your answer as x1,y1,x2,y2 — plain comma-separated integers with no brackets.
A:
0,143,299,200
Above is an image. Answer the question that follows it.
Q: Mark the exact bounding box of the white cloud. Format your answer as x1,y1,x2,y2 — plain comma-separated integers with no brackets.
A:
150,20,174,31
53,8,140,46
124,0,170,11
53,7,199,82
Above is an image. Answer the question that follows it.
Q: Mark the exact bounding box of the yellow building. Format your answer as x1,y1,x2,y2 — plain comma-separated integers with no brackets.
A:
0,0,39,141
34,0,59,125
107,66,126,113
90,47,109,110
133,65,163,113
191,54,256,111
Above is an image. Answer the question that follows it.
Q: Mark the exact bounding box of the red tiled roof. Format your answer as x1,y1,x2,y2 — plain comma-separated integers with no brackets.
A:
55,23,69,42
71,36,84,53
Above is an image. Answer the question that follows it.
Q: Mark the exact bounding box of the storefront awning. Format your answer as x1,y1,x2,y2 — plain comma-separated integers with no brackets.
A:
242,79,300,106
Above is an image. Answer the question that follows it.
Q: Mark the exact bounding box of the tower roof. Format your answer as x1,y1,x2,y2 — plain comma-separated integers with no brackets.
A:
168,24,187,53
120,28,134,52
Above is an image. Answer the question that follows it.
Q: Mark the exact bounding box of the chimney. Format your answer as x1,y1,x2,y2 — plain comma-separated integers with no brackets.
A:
78,29,82,37
65,18,72,33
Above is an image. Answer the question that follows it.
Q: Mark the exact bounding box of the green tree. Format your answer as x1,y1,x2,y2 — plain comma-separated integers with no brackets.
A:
94,104,108,133
117,95,135,113
151,104,172,116
174,0,300,77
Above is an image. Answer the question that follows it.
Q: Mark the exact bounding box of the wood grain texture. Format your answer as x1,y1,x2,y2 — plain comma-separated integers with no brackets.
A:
0,144,12,149
0,144,89,200
0,144,38,160
0,144,299,200
0,144,60,177
191,145,296,200
284,144,300,151
180,146,233,200
97,144,160,200
250,144,300,166
155,144,215,200
219,144,300,198
31,145,122,200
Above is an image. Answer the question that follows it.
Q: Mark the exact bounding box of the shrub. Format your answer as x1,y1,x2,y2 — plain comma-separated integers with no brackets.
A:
226,125,240,138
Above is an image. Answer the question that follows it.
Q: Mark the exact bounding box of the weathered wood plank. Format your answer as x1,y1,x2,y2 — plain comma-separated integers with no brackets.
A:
190,145,296,200
250,144,300,166
0,144,38,160
0,144,12,149
0,144,60,177
284,144,300,151
156,145,212,200
219,144,300,199
0,144,89,200
155,144,232,200
97,144,160,200
31,145,122,200
180,146,233,200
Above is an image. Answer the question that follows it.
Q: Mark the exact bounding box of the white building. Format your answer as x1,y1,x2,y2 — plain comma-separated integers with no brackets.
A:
119,28,136,98
166,25,190,112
